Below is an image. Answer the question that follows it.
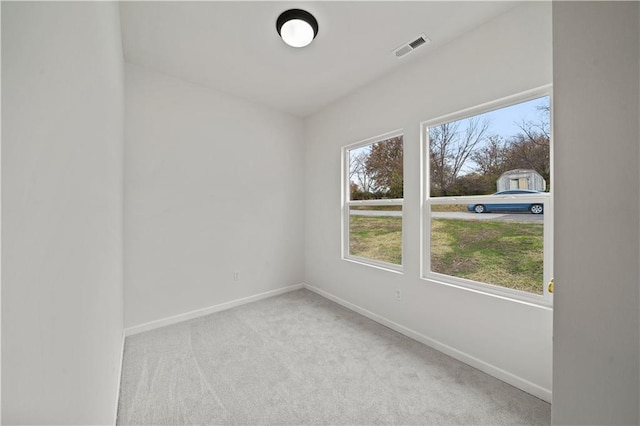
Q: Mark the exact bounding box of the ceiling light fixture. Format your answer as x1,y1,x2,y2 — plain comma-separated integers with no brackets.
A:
276,9,318,48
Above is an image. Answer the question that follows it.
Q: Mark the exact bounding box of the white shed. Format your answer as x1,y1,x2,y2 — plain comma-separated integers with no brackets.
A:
496,169,546,192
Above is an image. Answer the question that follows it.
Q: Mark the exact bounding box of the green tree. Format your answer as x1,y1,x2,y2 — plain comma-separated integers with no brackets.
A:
364,136,403,198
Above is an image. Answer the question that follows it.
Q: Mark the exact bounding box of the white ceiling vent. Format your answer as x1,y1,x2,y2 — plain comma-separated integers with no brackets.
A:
393,34,431,58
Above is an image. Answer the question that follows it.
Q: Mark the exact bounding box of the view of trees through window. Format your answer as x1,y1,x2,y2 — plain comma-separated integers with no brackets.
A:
346,135,403,267
426,95,551,298
429,96,550,197
349,136,403,200
342,95,553,299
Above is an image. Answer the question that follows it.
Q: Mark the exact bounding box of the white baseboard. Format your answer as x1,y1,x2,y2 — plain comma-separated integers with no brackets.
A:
303,283,552,403
114,330,125,425
124,284,304,336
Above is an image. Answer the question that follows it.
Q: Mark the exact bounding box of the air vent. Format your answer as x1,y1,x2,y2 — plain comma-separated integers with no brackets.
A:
393,33,431,58
409,37,427,49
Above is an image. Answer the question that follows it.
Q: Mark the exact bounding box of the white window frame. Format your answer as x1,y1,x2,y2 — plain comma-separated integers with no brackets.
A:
342,129,404,273
420,86,553,306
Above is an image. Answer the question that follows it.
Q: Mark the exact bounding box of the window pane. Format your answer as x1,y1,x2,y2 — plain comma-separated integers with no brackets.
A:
349,136,403,200
430,203,544,294
429,96,550,197
349,205,402,265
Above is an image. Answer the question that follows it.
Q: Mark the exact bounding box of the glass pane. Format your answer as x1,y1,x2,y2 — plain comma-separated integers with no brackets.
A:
349,205,402,265
430,203,544,294
348,136,403,200
428,96,550,197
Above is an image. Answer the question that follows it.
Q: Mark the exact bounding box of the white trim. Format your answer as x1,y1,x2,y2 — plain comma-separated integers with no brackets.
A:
426,194,550,205
114,331,125,425
342,131,405,271
124,284,304,336
544,88,555,302
422,273,553,309
342,256,404,274
303,283,552,403
347,198,404,206
343,128,404,152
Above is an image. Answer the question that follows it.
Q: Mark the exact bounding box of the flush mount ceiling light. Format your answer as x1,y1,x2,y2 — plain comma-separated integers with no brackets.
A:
276,9,319,48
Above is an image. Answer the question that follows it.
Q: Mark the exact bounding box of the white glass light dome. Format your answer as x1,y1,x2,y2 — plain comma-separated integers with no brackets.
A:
276,9,319,48
280,19,315,47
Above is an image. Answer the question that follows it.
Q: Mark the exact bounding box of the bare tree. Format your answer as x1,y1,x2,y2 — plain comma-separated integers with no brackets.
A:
471,135,507,176
429,117,490,196
504,106,551,187
349,149,373,195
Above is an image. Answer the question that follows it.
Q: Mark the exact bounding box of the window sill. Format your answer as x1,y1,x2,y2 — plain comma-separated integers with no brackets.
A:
421,273,553,309
343,256,404,274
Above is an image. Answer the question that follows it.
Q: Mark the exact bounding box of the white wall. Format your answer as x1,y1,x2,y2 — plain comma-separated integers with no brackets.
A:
552,2,640,424
304,3,553,400
1,2,124,424
124,64,305,328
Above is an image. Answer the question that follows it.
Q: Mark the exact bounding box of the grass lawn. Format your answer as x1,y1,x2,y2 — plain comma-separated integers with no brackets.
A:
349,215,544,294
349,215,402,265
431,218,543,294
430,204,469,213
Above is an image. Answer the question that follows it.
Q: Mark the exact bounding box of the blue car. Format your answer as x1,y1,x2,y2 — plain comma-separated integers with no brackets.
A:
467,190,544,214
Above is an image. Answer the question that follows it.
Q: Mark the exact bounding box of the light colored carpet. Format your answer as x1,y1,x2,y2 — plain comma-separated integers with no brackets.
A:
117,289,550,425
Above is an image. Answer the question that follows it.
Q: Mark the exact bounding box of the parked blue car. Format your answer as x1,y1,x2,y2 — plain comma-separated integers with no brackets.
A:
467,190,544,214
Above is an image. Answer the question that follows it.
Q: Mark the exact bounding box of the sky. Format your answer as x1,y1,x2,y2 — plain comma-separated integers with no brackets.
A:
451,95,550,174
481,96,549,137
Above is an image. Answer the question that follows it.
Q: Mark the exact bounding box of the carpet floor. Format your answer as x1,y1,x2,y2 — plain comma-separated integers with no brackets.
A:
117,289,550,425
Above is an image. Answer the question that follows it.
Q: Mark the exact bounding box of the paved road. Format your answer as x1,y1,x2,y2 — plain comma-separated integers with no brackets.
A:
350,210,543,222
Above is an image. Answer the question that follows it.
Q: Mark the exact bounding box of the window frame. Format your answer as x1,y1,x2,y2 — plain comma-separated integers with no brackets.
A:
342,129,404,273
420,86,553,306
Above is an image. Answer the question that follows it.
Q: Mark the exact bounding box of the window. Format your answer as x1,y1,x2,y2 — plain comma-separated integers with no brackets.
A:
343,131,403,271
422,88,553,304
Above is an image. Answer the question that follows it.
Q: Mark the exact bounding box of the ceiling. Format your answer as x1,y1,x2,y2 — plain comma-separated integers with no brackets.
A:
119,1,518,117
